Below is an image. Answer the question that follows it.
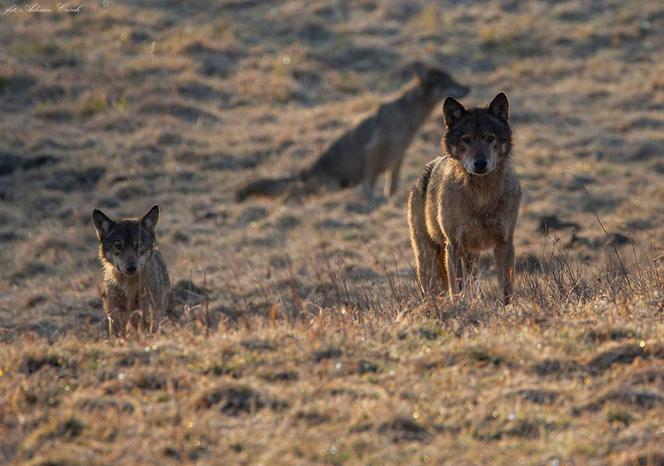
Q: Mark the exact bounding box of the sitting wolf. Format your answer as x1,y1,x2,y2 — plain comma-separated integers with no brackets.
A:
92,205,170,336
236,63,469,201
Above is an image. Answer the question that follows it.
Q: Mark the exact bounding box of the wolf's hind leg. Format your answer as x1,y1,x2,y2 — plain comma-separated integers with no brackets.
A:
409,193,446,295
437,244,449,293
414,239,447,296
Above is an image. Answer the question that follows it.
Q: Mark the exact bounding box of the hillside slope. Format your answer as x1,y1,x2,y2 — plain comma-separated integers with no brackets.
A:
0,0,663,464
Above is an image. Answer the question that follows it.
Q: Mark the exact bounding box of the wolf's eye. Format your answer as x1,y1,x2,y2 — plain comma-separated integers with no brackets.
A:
113,241,122,250
461,135,472,144
486,134,495,143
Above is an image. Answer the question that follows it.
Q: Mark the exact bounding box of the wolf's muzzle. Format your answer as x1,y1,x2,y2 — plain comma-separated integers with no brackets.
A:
473,159,488,173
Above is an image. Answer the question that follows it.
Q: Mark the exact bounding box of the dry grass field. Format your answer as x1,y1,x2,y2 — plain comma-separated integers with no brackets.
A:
1,0,663,464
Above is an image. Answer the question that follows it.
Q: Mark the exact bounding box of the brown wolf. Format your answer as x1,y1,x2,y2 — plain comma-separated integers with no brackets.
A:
408,93,521,304
92,205,170,335
236,62,469,201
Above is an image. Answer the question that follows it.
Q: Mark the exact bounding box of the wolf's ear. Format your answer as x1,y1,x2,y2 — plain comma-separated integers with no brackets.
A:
141,204,159,235
488,92,509,122
92,209,115,240
412,61,428,82
443,97,466,127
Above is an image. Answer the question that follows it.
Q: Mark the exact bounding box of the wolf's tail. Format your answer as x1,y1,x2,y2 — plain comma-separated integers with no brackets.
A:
235,175,299,201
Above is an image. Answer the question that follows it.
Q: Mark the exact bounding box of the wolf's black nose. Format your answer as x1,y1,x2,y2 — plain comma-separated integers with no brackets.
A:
126,264,137,274
474,159,488,172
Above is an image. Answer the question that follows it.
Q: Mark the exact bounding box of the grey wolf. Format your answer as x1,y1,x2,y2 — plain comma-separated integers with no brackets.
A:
92,205,170,335
408,93,521,304
236,62,469,201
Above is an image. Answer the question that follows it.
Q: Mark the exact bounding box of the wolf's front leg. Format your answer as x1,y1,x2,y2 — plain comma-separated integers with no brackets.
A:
140,289,167,333
494,240,515,305
362,178,376,200
445,242,464,295
362,148,383,200
105,307,128,336
102,288,129,336
384,159,403,197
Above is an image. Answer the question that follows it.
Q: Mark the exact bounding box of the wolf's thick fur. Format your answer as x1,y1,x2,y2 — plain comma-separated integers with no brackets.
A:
408,93,521,304
92,205,170,335
236,63,469,201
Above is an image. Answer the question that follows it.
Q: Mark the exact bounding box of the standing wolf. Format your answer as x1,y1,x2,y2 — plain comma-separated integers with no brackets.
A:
236,63,469,201
408,93,521,304
92,205,170,335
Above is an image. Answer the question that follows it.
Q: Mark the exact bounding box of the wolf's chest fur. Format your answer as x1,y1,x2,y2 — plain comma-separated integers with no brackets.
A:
453,211,507,251
102,262,145,309
433,160,519,251
101,249,168,311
